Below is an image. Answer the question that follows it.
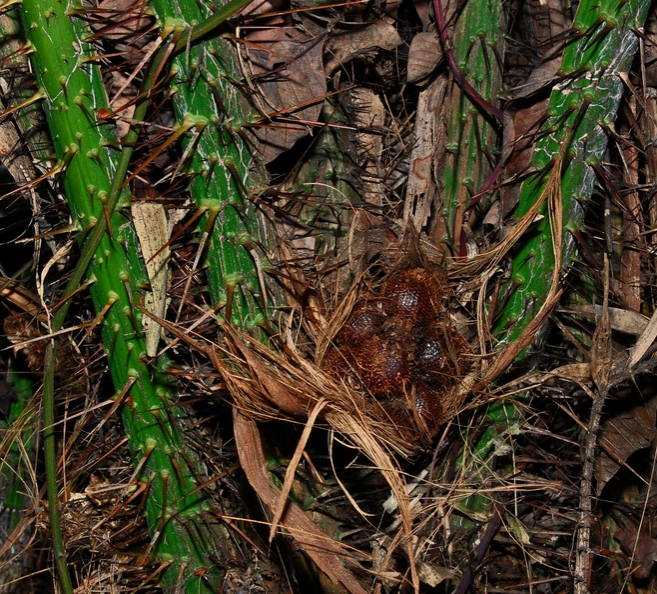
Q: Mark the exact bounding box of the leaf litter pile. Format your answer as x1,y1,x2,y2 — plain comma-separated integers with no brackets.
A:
0,0,656,592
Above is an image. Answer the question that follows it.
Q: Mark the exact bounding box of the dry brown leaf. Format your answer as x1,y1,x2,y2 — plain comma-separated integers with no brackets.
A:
324,17,403,75
629,308,657,368
615,528,657,579
406,31,442,84
132,201,186,357
558,304,649,336
417,562,454,587
245,27,326,163
233,409,369,594
595,394,657,494
546,363,591,384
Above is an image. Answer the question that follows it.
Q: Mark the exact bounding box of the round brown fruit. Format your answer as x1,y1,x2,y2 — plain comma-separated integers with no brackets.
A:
415,324,454,382
320,345,362,389
335,301,384,344
381,268,442,323
320,345,347,378
351,336,413,396
412,382,443,438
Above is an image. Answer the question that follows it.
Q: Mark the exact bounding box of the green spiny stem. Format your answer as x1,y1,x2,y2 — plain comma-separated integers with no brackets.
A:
439,0,504,251
47,0,255,310
494,0,651,346
17,2,230,591
451,0,650,554
150,0,277,331
448,1,651,576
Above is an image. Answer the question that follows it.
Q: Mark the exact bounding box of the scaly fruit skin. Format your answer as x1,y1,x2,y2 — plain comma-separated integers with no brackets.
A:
20,2,221,591
496,0,652,345
151,0,275,331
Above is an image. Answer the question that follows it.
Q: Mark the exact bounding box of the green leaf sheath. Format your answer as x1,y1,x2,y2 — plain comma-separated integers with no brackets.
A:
19,2,221,591
0,368,35,551
441,0,504,248
496,0,651,344
151,0,276,330
466,0,650,545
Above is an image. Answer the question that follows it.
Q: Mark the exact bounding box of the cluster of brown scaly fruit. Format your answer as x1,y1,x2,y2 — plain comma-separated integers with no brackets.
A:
322,267,469,440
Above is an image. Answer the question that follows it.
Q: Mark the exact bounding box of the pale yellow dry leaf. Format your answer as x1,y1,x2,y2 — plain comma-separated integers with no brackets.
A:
133,201,185,356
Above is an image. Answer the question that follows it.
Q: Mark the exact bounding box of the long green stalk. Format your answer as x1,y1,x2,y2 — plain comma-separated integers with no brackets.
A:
495,0,651,344
16,2,233,591
439,0,504,249
149,0,277,330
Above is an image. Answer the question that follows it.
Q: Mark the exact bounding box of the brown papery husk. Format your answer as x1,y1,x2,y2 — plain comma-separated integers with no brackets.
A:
210,321,424,591
215,322,419,457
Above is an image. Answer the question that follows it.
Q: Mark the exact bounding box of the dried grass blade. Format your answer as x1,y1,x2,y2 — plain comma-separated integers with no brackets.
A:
268,398,328,542
233,409,368,594
628,310,657,368
326,409,420,592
